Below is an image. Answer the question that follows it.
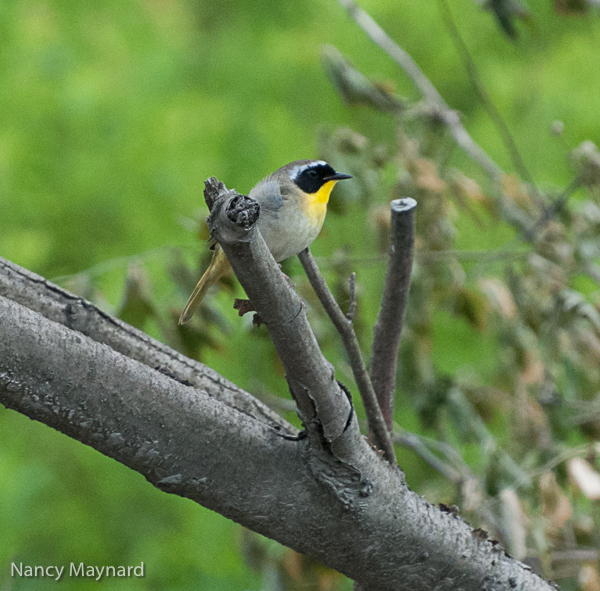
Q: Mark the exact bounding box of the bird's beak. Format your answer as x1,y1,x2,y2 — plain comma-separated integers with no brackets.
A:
324,172,352,181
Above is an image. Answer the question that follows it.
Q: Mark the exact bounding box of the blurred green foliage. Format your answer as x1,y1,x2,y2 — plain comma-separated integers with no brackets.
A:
2,0,600,589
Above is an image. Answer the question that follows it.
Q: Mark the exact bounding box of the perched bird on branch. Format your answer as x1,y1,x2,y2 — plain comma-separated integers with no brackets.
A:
179,160,352,324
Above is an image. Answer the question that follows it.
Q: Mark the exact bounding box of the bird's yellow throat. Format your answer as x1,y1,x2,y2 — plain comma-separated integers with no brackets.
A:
303,180,337,224
314,180,337,204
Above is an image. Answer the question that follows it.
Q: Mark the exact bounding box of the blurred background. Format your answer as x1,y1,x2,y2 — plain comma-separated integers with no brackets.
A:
2,0,600,589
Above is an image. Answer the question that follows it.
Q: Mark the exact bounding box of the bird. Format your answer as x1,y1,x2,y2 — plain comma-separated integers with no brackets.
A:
179,160,352,324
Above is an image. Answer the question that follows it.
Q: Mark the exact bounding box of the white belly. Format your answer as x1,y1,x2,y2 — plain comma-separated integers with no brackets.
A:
257,205,323,262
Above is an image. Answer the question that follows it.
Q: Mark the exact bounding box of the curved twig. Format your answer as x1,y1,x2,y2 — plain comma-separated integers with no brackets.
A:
438,0,539,198
338,0,504,181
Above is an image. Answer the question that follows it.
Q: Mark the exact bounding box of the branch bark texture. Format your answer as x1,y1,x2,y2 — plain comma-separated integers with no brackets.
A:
0,295,554,591
0,256,291,435
0,178,556,589
205,180,353,451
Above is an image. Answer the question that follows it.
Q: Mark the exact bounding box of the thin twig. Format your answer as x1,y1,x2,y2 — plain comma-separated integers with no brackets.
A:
337,0,583,246
338,0,504,181
370,198,417,430
392,423,505,532
298,248,396,463
310,248,526,269
50,244,190,283
438,0,540,199
522,175,583,241
510,443,596,493
392,427,462,482
448,387,532,488
416,249,527,263
349,418,467,481
346,272,357,320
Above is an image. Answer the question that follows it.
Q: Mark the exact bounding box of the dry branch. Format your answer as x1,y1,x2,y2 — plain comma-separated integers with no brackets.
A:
370,198,416,430
0,176,557,589
205,179,353,449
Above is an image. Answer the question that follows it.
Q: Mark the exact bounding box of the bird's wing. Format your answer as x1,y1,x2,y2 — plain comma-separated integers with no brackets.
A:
249,179,285,211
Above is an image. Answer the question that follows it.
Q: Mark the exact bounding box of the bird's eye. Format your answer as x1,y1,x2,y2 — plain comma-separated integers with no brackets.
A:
307,169,318,178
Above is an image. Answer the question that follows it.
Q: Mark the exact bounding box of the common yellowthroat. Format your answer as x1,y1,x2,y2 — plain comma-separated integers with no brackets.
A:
179,160,352,324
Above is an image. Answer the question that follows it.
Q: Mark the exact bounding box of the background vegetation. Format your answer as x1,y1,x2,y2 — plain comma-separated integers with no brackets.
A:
1,0,600,589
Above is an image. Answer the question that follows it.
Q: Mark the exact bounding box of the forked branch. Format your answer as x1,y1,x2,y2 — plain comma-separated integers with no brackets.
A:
298,248,396,463
0,180,557,589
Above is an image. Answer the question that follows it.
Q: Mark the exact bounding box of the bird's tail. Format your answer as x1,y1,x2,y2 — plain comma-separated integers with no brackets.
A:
179,245,230,324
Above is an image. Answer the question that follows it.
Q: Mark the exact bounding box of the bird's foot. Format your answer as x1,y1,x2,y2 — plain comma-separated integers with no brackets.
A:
234,298,264,327
234,298,255,316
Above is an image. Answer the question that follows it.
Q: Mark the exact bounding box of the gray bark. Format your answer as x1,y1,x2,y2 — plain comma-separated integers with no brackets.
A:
0,206,555,591
0,295,553,590
0,256,292,435
370,198,416,430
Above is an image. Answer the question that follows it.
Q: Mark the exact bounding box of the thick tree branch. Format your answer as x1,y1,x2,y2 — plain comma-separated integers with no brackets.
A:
0,256,292,435
204,179,354,454
297,248,396,463
0,294,554,590
0,176,556,589
370,198,416,430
